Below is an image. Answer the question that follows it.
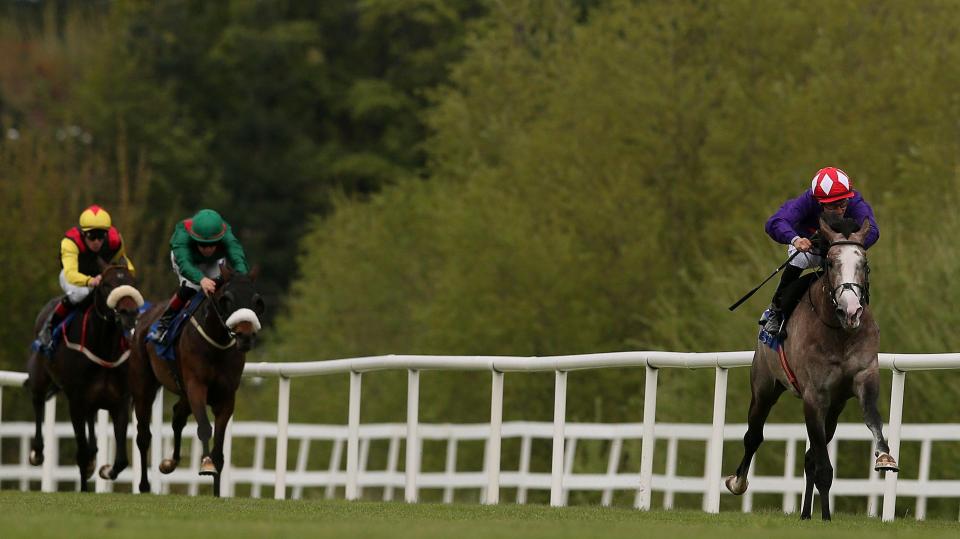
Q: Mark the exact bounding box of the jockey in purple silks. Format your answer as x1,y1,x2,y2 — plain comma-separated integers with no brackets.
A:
760,167,880,336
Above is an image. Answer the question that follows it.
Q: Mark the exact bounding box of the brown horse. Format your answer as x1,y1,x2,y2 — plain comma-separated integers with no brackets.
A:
129,264,263,496
725,216,898,520
25,263,144,490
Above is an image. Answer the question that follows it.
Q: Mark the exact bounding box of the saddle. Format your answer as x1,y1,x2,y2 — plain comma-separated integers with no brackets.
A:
759,270,823,346
32,309,81,358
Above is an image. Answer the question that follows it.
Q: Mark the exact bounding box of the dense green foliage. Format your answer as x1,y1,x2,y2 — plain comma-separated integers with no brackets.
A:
267,0,960,420
1,0,486,312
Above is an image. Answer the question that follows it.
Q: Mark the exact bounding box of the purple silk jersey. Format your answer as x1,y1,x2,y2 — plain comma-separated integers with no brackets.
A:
765,190,879,248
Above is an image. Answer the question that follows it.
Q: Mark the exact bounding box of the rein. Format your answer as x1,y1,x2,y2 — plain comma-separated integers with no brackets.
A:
190,293,237,349
61,305,130,368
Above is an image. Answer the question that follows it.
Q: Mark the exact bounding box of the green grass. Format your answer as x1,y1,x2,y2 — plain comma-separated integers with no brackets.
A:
0,492,956,539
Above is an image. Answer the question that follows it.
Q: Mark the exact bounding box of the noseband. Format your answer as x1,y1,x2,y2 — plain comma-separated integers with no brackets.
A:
825,240,870,309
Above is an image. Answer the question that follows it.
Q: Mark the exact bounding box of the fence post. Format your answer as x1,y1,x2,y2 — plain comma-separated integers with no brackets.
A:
550,370,568,507
636,365,659,510
485,370,504,505
783,438,797,513
405,369,420,503
916,438,931,520
882,369,906,522
704,366,729,513
41,395,56,492
274,376,291,500
95,409,109,493
346,371,362,500
151,388,163,494
222,417,234,498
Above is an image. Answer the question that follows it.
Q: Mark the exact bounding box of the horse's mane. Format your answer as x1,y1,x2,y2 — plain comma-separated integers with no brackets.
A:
824,215,860,238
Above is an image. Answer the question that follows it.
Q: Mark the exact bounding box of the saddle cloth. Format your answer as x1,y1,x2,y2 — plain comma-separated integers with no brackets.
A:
148,293,205,361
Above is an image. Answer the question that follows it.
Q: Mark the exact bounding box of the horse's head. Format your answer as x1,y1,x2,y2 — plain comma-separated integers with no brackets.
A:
213,264,264,352
96,260,145,338
819,216,871,332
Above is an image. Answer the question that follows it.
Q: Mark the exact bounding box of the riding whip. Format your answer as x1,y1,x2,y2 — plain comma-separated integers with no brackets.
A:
728,249,803,311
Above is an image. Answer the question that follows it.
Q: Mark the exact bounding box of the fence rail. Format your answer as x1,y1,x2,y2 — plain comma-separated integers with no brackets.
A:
2,418,959,519
3,349,960,521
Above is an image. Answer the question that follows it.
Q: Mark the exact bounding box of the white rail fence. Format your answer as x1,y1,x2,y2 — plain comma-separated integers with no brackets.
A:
2,350,960,522
2,415,960,520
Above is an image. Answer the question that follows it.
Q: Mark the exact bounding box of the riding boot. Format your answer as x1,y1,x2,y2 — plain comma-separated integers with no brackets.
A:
39,298,71,353
149,294,186,344
761,265,802,336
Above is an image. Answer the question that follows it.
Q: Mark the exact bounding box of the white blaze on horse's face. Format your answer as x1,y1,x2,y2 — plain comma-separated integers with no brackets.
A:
829,244,866,330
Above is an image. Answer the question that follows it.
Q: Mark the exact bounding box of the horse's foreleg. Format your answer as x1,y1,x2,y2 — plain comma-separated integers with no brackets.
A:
133,392,154,493
67,400,92,492
160,398,191,474
726,370,785,496
854,370,898,472
210,396,236,497
86,414,98,478
185,381,216,476
802,398,833,521
102,401,130,480
801,447,815,519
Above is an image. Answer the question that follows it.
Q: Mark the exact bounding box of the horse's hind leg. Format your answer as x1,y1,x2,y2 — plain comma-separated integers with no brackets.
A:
160,398,192,474
27,354,51,466
210,396,236,497
725,364,785,495
28,377,47,466
854,370,898,472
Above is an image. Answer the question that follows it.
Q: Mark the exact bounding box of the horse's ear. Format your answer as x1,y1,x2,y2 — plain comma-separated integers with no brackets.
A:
819,216,841,244
851,219,871,244
248,265,260,281
220,261,234,281
98,258,110,271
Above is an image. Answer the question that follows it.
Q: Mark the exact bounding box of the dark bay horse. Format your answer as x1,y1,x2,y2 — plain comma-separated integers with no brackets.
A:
25,263,144,490
725,217,898,520
129,264,263,496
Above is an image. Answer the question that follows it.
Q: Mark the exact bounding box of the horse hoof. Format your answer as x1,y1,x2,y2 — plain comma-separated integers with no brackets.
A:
199,456,217,476
724,474,748,495
874,452,899,473
99,465,113,480
29,450,43,466
159,459,178,474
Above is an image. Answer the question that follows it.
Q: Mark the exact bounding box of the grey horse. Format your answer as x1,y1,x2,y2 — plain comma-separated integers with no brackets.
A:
725,216,898,520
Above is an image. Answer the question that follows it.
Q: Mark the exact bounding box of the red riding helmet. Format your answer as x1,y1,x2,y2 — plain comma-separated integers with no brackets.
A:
810,167,855,204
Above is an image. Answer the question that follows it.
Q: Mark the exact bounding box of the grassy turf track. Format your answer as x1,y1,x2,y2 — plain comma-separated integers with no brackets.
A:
0,491,956,539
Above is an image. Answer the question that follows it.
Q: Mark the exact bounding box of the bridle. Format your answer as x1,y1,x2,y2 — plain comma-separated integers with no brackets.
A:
804,239,870,330
824,239,870,309
192,288,238,349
